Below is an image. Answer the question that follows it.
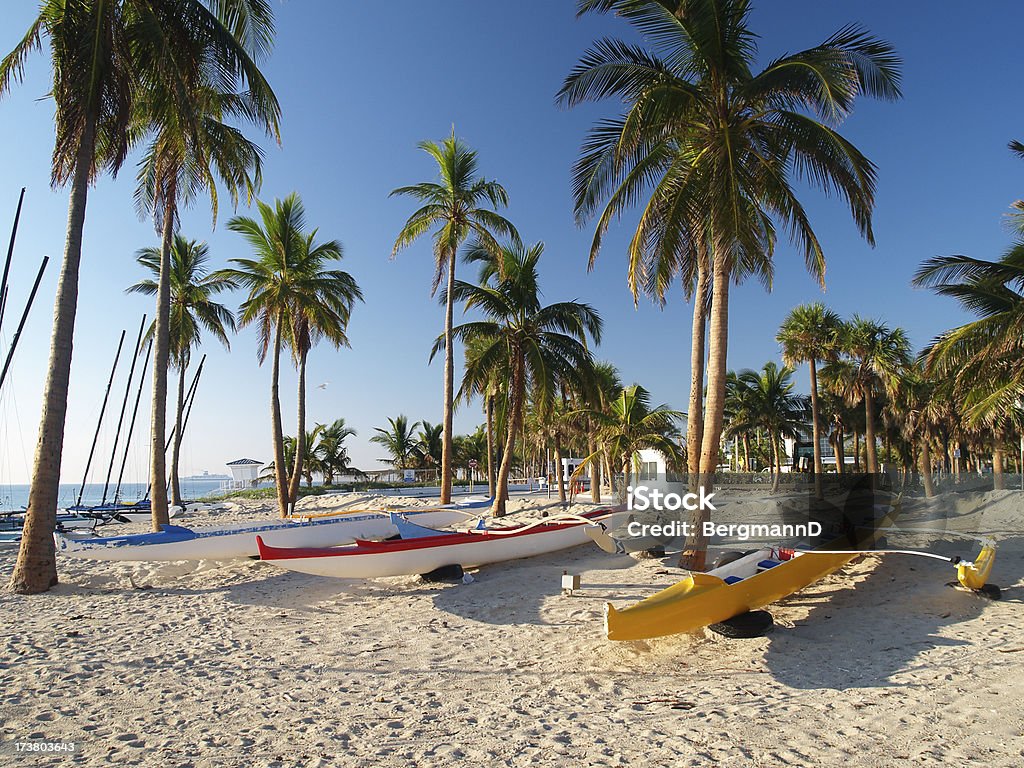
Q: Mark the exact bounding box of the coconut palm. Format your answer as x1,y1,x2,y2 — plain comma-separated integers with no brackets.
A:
315,419,358,485
460,337,507,497
416,422,444,472
821,317,911,474
390,133,519,505
777,303,842,498
127,236,237,506
444,242,602,516
560,0,900,569
1,0,278,592
371,416,423,471
914,247,1024,489
736,363,807,493
220,194,359,517
570,384,683,491
281,235,361,506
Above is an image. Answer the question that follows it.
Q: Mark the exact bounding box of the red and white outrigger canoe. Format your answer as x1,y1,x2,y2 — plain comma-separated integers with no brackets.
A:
256,508,624,579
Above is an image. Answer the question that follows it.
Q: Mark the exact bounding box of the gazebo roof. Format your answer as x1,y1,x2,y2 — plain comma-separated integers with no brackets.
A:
226,458,262,466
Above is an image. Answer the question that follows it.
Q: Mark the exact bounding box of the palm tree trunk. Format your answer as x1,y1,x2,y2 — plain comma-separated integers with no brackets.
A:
993,427,1006,491
485,393,496,498
169,350,187,507
9,122,95,594
270,312,289,517
854,431,861,473
864,390,878,474
440,249,456,505
492,349,524,517
920,436,936,498
589,428,601,503
772,434,782,493
604,450,616,496
686,256,707,492
742,433,750,473
149,202,176,532
288,348,307,505
554,433,566,504
808,359,823,500
836,427,846,475
683,250,730,571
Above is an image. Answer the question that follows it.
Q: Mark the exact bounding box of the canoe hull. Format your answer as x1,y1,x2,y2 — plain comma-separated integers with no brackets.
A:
54,508,466,561
258,509,623,579
606,549,856,641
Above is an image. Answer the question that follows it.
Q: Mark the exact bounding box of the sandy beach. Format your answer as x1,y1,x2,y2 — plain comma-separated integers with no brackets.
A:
1,490,1021,767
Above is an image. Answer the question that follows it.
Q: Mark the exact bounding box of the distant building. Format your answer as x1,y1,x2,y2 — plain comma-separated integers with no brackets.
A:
225,458,262,489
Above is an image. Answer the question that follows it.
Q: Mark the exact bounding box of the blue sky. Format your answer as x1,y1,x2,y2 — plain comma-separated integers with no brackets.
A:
0,1,1021,484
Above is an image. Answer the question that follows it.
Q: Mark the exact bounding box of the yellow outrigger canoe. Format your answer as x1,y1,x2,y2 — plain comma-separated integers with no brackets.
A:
604,540,998,642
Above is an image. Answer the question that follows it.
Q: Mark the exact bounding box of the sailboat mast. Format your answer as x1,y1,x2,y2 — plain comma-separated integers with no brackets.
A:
113,338,152,504
153,354,207,496
101,315,146,505
0,255,49,392
75,329,126,506
0,187,26,334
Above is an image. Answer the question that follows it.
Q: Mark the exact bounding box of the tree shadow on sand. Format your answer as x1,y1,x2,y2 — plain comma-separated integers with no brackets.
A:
761,534,1023,690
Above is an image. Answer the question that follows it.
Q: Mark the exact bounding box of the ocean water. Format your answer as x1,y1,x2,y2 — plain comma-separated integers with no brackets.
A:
0,479,227,511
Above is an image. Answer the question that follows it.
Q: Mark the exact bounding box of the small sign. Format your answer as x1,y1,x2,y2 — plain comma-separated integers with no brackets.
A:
402,469,415,483
953,449,961,458
468,459,479,469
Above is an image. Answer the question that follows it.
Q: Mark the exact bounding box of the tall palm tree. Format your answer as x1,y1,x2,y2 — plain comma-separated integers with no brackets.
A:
570,384,683,490
315,419,358,486
281,233,361,506
221,194,359,517
460,337,506,498
390,133,519,505
560,0,900,569
777,303,842,499
127,236,237,506
736,363,807,493
821,317,911,474
134,72,278,530
1,0,277,592
445,242,602,516
371,415,422,470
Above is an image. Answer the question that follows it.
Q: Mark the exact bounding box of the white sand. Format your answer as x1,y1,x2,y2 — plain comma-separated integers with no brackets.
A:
0,490,1022,767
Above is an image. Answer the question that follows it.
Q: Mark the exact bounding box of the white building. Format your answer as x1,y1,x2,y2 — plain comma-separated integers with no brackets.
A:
225,458,262,489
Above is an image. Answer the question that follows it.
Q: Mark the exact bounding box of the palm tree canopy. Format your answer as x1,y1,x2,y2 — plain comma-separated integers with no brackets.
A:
914,246,1024,423
734,362,807,440
439,241,604,415
370,415,422,469
127,234,237,366
558,0,902,299
777,302,842,367
390,131,521,292
822,316,911,405
1,1,280,187
218,193,363,362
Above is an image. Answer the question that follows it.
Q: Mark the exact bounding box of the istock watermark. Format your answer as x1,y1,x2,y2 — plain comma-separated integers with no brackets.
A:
626,485,718,512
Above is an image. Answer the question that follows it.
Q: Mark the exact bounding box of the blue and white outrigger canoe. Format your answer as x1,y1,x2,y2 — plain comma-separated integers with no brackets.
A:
54,497,491,561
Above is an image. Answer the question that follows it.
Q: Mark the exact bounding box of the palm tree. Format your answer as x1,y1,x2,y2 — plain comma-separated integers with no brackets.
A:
821,317,911,474
914,247,1024,490
560,0,900,569
135,68,278,531
460,337,506,498
221,194,360,517
127,236,237,506
736,363,807,493
390,132,519,505
445,242,602,516
281,234,361,506
417,421,444,471
371,416,423,471
1,0,277,592
315,419,358,485
570,384,683,490
777,303,842,499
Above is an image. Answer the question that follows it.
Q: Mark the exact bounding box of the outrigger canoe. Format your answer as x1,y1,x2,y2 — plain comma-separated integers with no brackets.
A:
603,538,999,641
53,498,491,561
256,508,624,579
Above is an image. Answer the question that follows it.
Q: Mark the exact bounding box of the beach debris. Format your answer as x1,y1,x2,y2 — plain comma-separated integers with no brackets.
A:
127,575,152,590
